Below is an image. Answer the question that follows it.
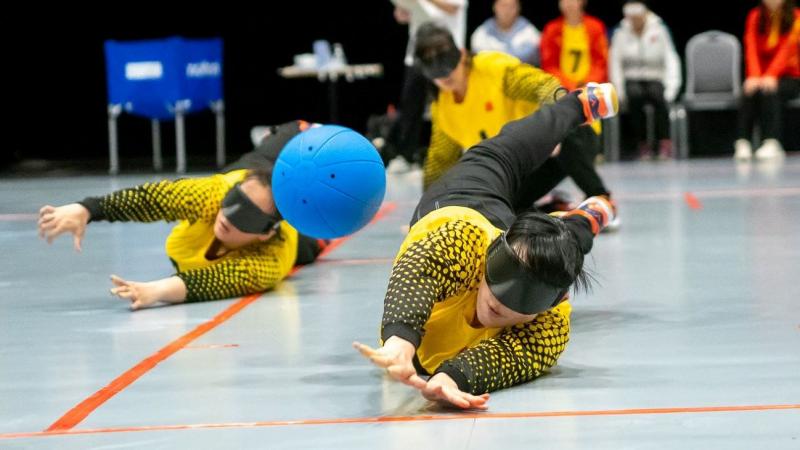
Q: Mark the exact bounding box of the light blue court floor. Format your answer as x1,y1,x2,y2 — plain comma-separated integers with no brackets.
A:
1,157,799,449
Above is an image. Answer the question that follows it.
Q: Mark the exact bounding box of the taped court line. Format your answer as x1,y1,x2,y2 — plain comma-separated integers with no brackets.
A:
2,403,797,440
43,202,397,432
315,257,395,265
614,186,800,202
5,185,800,225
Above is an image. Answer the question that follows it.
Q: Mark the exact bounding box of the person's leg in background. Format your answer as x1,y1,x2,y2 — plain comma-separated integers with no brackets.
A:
735,89,760,161
386,65,432,168
754,77,800,160
642,81,672,160
625,80,650,160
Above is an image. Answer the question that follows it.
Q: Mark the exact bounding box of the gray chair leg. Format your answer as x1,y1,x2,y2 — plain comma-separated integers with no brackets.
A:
212,100,226,169
676,106,690,159
108,104,122,175
644,104,655,147
151,119,163,172
603,116,621,162
175,111,186,174
669,104,681,159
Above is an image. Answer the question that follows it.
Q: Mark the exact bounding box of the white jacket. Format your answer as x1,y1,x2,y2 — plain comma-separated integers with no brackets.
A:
392,0,468,66
470,17,541,66
609,13,682,102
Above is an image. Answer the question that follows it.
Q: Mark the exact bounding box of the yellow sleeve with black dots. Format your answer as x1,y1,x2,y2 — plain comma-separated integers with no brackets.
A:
423,120,464,190
503,63,564,106
79,176,230,224
381,220,487,347
178,235,292,302
435,308,570,394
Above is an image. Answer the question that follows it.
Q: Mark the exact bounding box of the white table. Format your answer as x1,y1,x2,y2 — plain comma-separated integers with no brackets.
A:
277,63,383,122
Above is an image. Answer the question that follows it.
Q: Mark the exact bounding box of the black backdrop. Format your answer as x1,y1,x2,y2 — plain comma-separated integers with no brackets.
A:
5,1,756,170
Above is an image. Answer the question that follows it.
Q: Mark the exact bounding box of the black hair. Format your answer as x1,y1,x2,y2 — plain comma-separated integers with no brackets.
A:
505,210,592,294
415,22,457,58
758,0,796,35
414,23,471,79
243,166,282,222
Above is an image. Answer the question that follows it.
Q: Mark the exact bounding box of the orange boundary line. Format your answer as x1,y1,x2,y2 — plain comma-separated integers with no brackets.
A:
45,293,262,431
1,403,794,440
43,202,397,432
315,257,395,265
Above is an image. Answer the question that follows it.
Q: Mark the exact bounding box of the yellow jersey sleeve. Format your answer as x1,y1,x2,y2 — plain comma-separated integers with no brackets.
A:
177,231,296,302
381,220,487,347
82,175,233,224
502,63,563,106
436,304,571,394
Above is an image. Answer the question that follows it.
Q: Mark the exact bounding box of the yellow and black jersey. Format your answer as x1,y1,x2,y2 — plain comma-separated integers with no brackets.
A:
424,51,563,189
381,206,571,394
79,169,299,302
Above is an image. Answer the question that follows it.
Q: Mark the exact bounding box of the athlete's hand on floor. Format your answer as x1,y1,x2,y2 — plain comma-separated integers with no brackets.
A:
420,373,490,410
353,336,427,389
38,203,90,251
109,275,187,311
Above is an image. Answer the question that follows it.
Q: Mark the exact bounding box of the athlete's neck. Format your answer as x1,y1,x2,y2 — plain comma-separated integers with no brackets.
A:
205,239,228,260
565,14,583,26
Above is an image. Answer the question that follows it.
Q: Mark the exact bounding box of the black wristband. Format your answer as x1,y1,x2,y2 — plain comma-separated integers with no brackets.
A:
381,323,422,349
77,197,105,222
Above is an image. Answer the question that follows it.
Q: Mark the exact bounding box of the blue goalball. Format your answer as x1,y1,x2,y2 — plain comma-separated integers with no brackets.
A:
272,125,386,239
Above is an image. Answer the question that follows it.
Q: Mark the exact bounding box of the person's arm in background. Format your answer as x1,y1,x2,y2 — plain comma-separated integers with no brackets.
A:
745,9,763,78
763,10,800,79
391,0,411,24
662,24,683,103
744,8,763,96
608,26,627,103
586,18,609,85
427,0,462,15
471,21,503,53
509,23,541,64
